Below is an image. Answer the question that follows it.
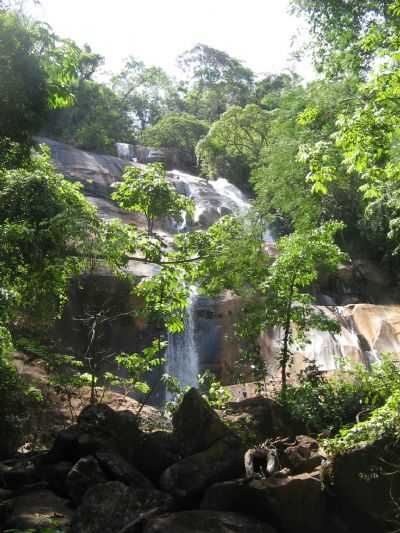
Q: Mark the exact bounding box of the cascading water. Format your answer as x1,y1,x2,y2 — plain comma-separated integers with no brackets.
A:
165,287,200,399
115,142,136,161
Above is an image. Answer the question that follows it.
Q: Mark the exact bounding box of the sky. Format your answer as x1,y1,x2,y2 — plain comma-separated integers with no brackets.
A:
30,0,314,81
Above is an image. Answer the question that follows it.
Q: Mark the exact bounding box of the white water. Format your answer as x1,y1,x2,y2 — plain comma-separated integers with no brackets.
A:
115,142,135,160
167,170,254,230
165,287,200,398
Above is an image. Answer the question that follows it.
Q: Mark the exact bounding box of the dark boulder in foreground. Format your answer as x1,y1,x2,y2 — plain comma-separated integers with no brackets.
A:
173,388,234,456
223,396,306,445
142,509,277,533
201,472,326,533
323,438,400,532
71,481,174,533
160,436,244,500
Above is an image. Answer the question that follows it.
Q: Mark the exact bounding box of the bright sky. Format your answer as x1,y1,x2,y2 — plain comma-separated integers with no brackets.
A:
30,0,314,80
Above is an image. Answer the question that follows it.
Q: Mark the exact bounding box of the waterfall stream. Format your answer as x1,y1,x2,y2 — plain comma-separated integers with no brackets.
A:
165,287,200,399
38,138,400,391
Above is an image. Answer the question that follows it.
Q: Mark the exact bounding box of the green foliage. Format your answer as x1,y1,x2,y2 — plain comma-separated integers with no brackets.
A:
179,214,344,389
140,113,209,153
112,163,194,235
115,339,166,397
163,370,232,415
196,104,270,189
198,369,233,409
0,11,48,161
279,354,400,437
264,222,345,386
325,391,400,455
0,146,100,320
112,56,179,131
45,80,134,154
292,0,400,257
178,44,254,122
0,330,43,456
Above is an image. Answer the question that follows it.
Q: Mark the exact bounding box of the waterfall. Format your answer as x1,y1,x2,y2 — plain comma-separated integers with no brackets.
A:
165,287,199,399
115,142,135,160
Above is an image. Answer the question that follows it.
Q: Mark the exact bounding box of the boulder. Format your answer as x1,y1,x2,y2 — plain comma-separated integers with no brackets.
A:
201,472,326,533
223,397,306,446
325,439,400,532
132,431,182,483
4,489,73,530
71,481,174,533
96,451,153,489
284,435,323,474
160,435,244,500
173,388,233,456
142,510,277,533
46,404,141,464
39,460,74,496
66,455,107,505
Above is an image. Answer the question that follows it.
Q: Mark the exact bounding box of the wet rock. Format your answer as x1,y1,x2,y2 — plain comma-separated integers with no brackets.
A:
66,455,107,505
325,439,400,532
173,388,233,456
201,472,325,533
71,481,174,533
4,489,73,530
142,510,277,533
160,436,244,500
96,451,153,489
223,397,306,445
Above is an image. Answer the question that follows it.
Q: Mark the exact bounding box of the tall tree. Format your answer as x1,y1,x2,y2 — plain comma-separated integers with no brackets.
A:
178,44,254,122
112,57,180,131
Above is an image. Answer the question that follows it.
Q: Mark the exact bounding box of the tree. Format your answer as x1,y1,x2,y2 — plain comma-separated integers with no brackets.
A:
196,104,270,189
112,163,194,235
0,11,86,166
180,215,345,389
290,0,399,76
260,222,345,389
292,0,400,258
178,44,254,122
45,81,135,154
0,146,102,322
0,12,48,159
139,113,209,154
252,79,368,238
112,57,180,131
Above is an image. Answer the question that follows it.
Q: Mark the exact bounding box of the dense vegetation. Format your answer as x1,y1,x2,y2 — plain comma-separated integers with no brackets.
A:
1,0,400,465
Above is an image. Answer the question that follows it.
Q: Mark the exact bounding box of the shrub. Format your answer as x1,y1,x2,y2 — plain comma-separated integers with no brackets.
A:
277,354,400,436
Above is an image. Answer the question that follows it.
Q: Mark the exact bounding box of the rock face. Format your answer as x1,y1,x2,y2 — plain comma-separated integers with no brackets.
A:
324,439,400,532
143,510,277,533
71,481,174,533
